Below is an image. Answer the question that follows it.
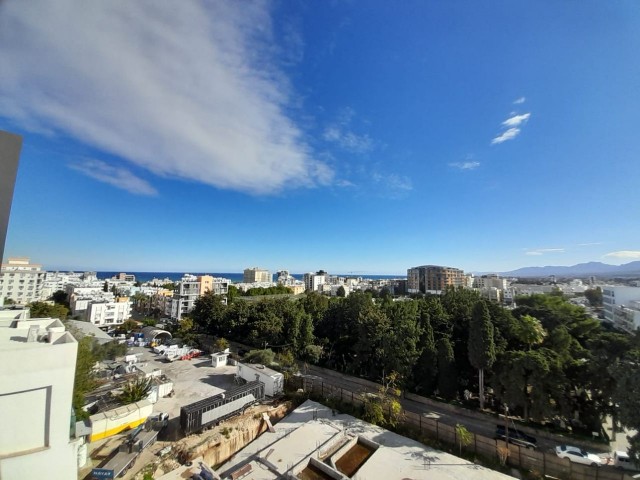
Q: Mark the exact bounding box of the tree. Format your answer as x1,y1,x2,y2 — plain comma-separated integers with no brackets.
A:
191,291,227,334
455,423,473,455
28,301,69,319
584,287,603,307
468,301,495,409
213,337,229,352
73,336,97,419
514,314,546,351
118,319,138,333
176,316,196,345
336,286,346,297
612,350,640,463
244,348,275,366
362,371,403,427
50,290,70,307
436,337,457,400
119,377,152,404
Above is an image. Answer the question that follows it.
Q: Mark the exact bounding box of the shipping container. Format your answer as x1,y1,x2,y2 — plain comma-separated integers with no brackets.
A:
180,381,265,435
236,363,284,397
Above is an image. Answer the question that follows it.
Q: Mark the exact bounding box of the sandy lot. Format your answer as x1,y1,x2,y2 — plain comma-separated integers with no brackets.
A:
81,346,241,478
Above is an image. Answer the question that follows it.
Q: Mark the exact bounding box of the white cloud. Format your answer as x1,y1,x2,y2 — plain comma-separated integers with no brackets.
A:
0,1,331,195
502,113,531,127
491,127,521,144
604,251,640,259
513,97,526,104
578,242,602,247
449,161,480,170
69,159,157,196
525,248,565,256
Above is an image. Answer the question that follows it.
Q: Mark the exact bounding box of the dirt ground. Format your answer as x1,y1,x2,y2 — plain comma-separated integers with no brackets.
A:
79,345,246,479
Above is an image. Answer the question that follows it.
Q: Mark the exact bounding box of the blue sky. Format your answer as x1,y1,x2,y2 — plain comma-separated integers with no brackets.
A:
1,1,640,275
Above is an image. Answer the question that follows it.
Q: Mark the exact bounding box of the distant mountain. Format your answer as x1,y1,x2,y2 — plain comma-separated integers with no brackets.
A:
500,261,640,278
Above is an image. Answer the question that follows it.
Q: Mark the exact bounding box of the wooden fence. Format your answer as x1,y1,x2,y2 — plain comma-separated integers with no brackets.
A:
290,376,634,480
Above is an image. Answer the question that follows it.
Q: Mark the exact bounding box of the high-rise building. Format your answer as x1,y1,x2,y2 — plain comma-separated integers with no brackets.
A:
407,265,465,294
0,130,22,264
0,257,46,305
304,270,329,292
243,267,272,283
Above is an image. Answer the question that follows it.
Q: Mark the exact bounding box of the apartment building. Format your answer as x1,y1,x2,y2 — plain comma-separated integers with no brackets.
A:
169,274,230,322
0,257,46,305
86,297,132,328
243,267,272,283
0,317,80,479
602,286,640,333
304,271,329,292
407,265,465,294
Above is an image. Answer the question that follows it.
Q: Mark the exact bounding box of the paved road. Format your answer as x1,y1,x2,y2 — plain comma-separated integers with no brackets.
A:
303,367,605,455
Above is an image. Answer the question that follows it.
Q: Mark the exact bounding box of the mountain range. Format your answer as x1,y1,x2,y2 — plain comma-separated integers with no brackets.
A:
496,261,640,278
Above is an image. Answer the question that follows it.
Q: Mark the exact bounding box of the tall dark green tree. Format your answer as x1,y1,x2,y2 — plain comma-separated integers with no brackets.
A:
437,336,457,400
611,350,640,462
468,301,495,409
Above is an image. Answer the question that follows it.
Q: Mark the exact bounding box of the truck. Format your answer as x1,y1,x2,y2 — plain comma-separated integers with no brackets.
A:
180,381,265,435
90,413,168,479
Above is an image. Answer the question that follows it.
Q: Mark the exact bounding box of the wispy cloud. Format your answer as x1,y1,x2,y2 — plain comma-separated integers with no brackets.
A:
69,159,157,196
449,161,480,170
502,113,531,128
492,103,531,144
525,248,565,256
513,97,526,104
604,251,640,259
578,242,602,247
492,128,522,144
0,1,331,195
323,107,375,154
372,172,412,199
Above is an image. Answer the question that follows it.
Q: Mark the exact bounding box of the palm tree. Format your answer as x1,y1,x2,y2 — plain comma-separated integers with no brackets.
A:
119,378,152,404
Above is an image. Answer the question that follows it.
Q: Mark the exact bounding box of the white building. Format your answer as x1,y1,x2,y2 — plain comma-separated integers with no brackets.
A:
0,317,80,479
0,257,46,305
602,286,640,333
86,297,132,328
304,271,329,292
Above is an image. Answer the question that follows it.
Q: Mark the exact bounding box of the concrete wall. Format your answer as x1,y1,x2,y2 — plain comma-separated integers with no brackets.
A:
0,326,78,480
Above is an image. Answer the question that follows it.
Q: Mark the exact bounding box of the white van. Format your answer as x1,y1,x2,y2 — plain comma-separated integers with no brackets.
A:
613,451,637,471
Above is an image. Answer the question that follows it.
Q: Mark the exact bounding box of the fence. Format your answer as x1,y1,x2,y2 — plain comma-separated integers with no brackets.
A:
289,375,634,480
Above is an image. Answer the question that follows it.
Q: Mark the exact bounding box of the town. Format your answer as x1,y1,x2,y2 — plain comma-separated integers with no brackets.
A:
2,2,640,479
2,251,640,479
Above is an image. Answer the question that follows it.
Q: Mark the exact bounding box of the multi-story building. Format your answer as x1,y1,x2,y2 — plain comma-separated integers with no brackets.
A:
602,286,640,333
0,257,46,305
0,317,80,479
169,274,230,322
86,297,132,328
243,267,272,283
407,265,465,294
304,271,329,292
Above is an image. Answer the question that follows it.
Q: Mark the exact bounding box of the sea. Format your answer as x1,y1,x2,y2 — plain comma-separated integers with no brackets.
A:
97,271,406,284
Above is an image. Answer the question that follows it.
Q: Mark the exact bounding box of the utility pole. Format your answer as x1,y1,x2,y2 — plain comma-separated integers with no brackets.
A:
505,405,509,445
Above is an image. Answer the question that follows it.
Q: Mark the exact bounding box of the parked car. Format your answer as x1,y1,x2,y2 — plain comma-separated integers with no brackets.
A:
555,445,602,466
495,424,537,449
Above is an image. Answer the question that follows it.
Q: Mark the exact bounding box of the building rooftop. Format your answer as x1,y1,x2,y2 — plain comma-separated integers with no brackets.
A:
0,317,76,349
66,319,115,344
216,400,514,480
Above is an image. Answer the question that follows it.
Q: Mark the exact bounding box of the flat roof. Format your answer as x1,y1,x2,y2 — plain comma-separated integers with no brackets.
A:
0,317,77,349
216,400,515,480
